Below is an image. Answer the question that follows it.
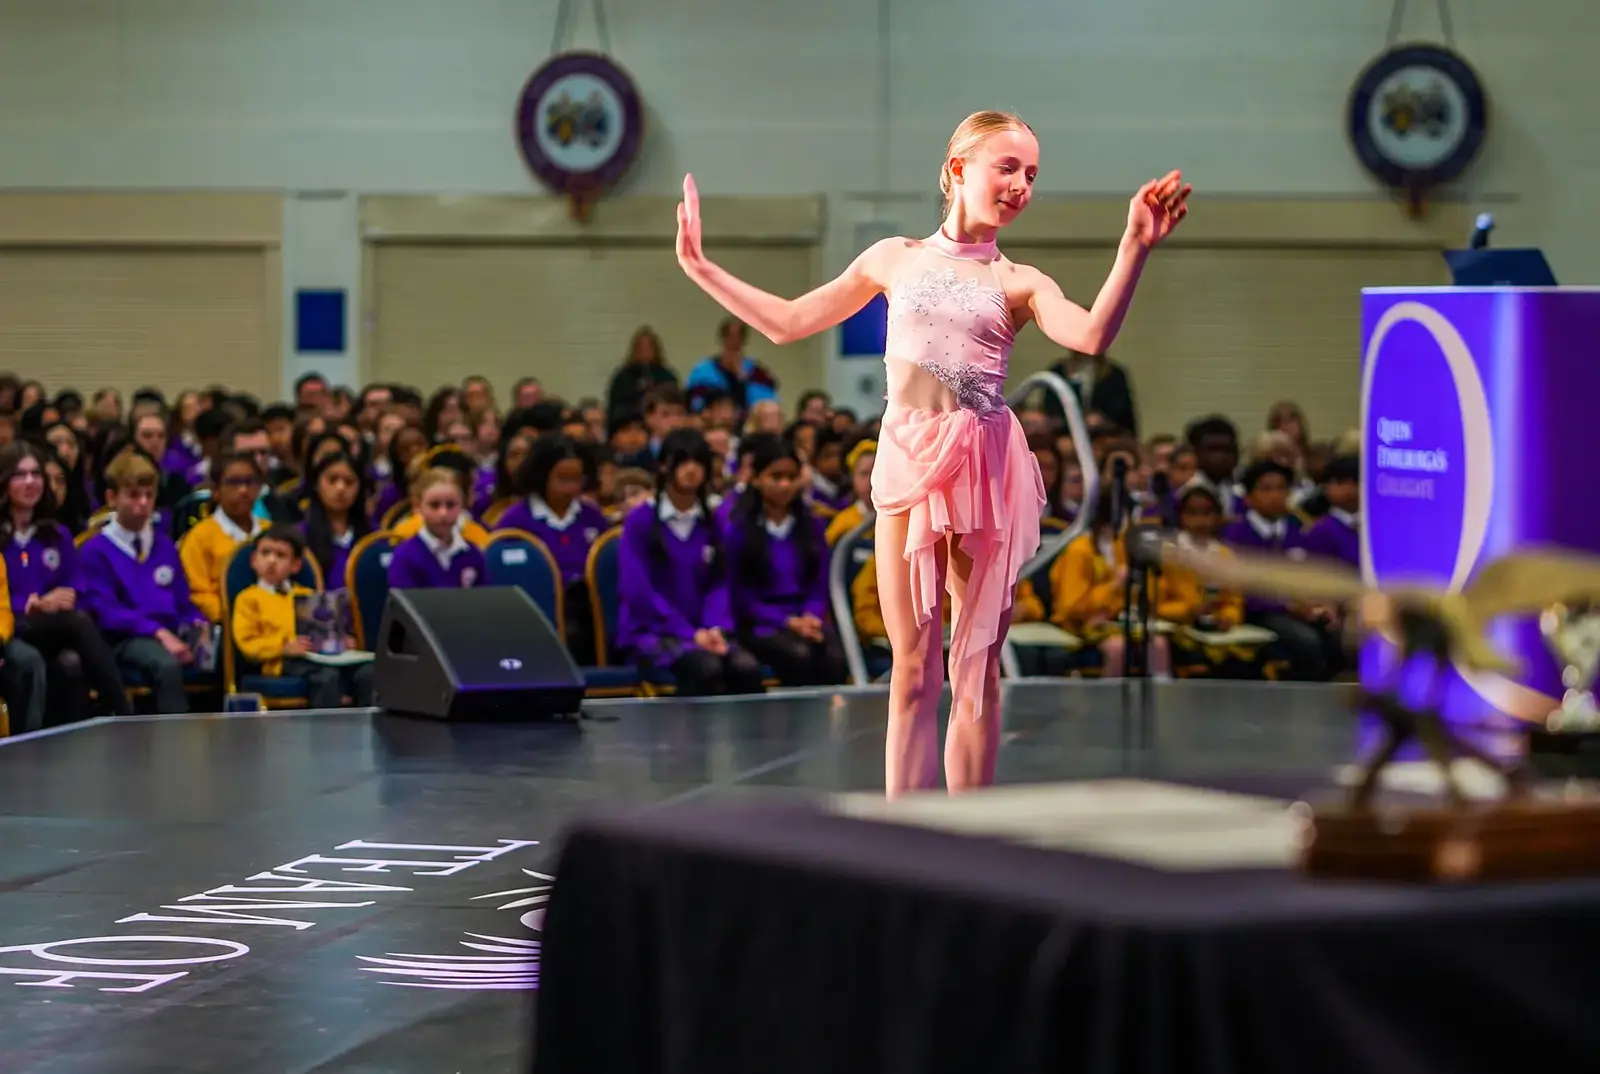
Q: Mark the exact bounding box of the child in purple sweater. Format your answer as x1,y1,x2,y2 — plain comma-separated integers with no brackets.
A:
616,429,763,697
387,468,487,590
78,450,209,713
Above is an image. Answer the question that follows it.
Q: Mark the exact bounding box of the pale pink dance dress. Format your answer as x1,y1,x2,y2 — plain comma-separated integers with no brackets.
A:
870,229,1047,719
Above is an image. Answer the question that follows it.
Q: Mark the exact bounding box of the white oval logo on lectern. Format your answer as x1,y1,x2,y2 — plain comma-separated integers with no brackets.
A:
500,658,524,671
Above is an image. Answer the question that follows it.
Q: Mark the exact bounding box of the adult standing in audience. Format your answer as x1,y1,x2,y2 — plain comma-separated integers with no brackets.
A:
1041,350,1139,438
683,317,780,419
605,325,679,420
510,377,543,411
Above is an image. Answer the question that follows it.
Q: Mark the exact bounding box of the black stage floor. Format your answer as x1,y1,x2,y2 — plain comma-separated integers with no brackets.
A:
0,680,1360,1073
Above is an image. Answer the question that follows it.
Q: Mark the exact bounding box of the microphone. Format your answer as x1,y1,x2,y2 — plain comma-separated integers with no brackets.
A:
1469,212,1495,250
1110,455,1129,529
1149,470,1174,530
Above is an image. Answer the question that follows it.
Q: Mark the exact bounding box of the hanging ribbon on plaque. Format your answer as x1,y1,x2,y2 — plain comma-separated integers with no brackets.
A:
514,0,644,222
1346,0,1487,218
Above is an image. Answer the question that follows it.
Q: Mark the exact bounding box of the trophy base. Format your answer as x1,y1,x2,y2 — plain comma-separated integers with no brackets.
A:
1297,796,1600,883
1528,725,1600,779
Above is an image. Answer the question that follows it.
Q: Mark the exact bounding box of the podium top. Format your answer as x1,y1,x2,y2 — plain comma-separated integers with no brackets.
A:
1361,286,1600,293
1444,247,1557,287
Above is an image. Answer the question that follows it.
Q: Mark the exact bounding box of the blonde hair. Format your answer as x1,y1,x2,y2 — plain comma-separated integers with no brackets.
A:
104,447,159,492
1247,430,1298,468
940,110,1033,212
411,466,465,504
1265,400,1309,445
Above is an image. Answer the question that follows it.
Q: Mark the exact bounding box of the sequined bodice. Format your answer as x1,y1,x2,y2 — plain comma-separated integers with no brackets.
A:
883,230,1015,414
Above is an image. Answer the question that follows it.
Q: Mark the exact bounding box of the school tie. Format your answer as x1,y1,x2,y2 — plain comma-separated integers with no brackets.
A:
137,534,148,562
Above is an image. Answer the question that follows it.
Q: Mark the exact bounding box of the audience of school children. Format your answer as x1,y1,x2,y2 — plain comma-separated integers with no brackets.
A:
0,326,1363,733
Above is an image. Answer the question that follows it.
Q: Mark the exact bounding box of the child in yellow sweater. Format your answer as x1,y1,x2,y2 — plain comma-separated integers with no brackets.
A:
851,551,1044,642
1047,491,1171,677
1157,484,1245,630
180,451,267,623
231,526,374,709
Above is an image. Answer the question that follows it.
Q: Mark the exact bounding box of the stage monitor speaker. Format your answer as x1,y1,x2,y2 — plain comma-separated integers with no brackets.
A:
372,586,586,721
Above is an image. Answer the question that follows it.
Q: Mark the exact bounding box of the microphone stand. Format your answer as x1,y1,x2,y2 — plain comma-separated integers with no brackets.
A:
1118,472,1172,766
1111,462,1144,764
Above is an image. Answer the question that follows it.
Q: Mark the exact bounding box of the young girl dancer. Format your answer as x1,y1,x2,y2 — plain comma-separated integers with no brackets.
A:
675,110,1187,796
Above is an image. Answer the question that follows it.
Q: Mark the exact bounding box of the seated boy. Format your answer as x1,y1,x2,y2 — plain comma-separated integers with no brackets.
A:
231,526,374,709
1219,459,1328,681
179,450,267,623
78,449,210,713
1297,453,1360,568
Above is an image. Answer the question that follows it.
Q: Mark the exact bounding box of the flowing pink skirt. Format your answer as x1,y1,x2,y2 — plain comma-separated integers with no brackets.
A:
870,401,1046,719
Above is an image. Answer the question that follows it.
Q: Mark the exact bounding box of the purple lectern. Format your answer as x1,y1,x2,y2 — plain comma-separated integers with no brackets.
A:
1359,287,1600,752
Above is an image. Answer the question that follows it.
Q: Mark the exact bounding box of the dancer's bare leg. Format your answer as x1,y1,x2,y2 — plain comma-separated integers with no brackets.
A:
876,510,947,798
943,534,1011,794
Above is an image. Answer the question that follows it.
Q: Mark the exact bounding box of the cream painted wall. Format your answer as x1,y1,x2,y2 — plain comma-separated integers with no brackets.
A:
0,0,1581,413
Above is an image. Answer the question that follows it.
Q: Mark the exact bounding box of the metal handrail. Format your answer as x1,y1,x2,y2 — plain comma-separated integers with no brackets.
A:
1008,369,1098,579
829,514,877,687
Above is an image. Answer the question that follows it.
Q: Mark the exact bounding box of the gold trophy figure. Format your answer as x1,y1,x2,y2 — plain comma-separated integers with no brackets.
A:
1539,603,1600,733
1153,539,1600,882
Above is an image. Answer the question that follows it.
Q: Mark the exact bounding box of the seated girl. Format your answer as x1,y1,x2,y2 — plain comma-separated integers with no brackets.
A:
496,433,610,586
299,451,372,593
371,424,429,525
723,438,845,687
387,468,488,590
388,450,492,547
0,443,130,729
1047,488,1171,677
495,433,610,666
1157,484,1245,630
1156,484,1250,675
615,428,763,697
805,425,852,514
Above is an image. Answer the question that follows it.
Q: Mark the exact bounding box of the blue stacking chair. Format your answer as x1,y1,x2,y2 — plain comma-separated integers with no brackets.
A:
347,531,399,651
585,525,630,670
485,529,637,697
220,537,324,707
592,523,678,696
484,530,562,617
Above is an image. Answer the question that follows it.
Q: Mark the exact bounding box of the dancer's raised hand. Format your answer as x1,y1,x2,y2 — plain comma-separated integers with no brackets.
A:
1126,170,1190,249
676,173,706,274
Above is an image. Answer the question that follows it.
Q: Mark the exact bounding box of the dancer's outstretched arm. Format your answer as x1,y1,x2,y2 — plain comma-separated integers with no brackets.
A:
1020,171,1190,355
676,174,889,345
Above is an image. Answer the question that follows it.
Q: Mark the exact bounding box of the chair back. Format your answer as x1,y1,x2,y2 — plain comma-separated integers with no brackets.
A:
348,531,399,649
480,497,513,527
828,516,877,686
585,526,623,666
170,489,214,541
484,529,564,635
380,501,410,529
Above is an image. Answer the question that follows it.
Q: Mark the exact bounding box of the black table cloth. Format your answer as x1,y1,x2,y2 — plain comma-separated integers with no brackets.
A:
530,795,1600,1074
